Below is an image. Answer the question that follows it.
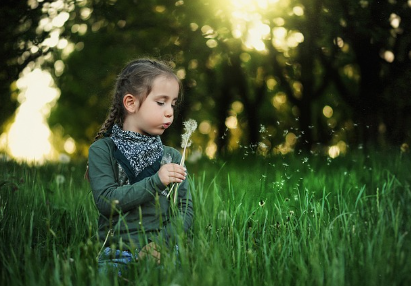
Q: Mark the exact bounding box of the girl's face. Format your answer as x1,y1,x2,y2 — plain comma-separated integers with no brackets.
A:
123,76,179,136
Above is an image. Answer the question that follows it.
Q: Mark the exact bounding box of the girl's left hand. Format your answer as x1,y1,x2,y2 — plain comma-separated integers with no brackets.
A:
158,163,187,186
138,242,161,264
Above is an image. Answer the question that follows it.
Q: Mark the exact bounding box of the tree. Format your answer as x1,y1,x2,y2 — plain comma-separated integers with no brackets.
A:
48,0,411,158
0,0,56,132
49,0,215,154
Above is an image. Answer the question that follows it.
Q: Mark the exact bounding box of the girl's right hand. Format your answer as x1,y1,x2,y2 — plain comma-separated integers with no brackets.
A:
158,163,187,186
138,242,161,264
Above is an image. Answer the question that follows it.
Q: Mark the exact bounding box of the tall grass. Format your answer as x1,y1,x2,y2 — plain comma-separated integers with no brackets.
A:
1,149,410,285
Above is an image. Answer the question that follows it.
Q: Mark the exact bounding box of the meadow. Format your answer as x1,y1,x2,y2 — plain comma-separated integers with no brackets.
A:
1,148,410,286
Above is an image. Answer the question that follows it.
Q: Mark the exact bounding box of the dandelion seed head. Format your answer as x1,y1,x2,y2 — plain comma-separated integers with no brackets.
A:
58,153,70,164
55,174,65,185
183,119,198,134
181,133,192,148
218,210,229,221
161,153,172,165
181,119,197,148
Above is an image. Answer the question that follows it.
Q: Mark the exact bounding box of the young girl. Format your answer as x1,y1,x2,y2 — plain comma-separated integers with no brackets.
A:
87,58,194,272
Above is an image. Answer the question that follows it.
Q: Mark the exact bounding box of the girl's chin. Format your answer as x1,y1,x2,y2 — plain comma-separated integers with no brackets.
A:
145,129,165,136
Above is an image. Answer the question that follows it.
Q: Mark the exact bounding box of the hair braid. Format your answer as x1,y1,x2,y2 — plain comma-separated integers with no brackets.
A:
93,100,122,142
85,94,123,181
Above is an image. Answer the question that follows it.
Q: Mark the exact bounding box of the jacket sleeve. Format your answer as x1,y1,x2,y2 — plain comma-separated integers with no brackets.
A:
88,140,167,217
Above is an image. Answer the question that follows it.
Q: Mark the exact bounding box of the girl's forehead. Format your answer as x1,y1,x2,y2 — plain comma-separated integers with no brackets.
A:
149,76,180,95
153,74,179,84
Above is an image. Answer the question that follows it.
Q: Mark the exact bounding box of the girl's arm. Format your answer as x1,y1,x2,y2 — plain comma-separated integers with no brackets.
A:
88,141,167,217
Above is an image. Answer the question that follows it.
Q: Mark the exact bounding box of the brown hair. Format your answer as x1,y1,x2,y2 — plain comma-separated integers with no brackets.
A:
85,58,183,180
94,58,182,142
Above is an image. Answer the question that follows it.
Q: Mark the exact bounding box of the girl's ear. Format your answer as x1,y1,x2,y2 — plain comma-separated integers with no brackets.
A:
123,94,139,113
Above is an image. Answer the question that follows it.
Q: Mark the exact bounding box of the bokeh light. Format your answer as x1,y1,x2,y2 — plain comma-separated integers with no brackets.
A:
0,69,59,163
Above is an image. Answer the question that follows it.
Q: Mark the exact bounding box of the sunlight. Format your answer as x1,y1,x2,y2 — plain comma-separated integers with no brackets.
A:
228,0,280,51
226,0,304,53
0,1,72,163
0,69,59,163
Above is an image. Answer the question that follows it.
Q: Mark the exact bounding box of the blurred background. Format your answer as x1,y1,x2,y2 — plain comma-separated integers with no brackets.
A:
1,0,410,164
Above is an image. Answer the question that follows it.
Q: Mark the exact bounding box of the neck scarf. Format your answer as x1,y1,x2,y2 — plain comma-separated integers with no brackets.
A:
110,124,163,177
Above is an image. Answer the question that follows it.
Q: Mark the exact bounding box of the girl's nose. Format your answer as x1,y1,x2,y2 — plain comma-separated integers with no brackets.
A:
165,107,173,118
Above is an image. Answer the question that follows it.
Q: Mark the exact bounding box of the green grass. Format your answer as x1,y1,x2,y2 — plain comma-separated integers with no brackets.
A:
1,149,410,285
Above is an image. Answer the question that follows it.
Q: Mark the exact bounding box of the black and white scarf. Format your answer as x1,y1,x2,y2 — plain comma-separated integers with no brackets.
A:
110,124,163,177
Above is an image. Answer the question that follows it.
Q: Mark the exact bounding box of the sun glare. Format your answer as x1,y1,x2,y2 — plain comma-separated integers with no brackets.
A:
0,69,59,163
228,0,280,51
226,0,302,52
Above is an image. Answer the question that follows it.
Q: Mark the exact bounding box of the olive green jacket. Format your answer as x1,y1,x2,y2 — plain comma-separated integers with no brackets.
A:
88,137,193,250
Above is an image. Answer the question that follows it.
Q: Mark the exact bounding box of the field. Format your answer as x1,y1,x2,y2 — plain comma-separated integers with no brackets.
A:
1,149,410,285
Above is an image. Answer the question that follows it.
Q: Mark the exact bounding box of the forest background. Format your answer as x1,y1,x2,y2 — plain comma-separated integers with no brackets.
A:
1,0,411,160
1,1,411,285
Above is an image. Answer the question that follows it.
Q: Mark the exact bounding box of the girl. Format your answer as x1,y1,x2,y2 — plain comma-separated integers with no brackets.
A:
87,58,194,272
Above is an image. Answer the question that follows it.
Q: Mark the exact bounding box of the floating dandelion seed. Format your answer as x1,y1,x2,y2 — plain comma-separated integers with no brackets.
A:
259,200,265,207
259,124,267,133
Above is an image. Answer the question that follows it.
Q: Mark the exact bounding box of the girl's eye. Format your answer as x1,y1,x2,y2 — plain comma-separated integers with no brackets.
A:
157,102,165,106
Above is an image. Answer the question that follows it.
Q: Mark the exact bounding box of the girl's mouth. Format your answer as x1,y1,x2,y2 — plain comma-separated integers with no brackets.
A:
163,123,171,129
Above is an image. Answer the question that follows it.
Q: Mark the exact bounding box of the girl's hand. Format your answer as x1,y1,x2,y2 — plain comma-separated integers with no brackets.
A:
138,242,161,264
158,163,187,186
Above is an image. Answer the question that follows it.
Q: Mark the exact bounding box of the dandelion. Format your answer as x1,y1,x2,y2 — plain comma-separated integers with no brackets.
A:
161,153,172,165
168,119,197,201
55,174,65,185
218,210,229,221
180,119,197,165
58,153,71,164
187,150,202,163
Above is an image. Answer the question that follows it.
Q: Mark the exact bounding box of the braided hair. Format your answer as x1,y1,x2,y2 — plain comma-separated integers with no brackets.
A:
85,58,183,180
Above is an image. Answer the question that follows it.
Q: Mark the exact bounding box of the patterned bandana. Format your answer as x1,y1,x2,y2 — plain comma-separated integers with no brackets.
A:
110,124,163,177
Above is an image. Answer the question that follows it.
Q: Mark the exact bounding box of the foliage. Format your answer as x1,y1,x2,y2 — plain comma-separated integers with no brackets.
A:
0,0,58,132
45,0,411,156
2,0,411,156
1,149,410,285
